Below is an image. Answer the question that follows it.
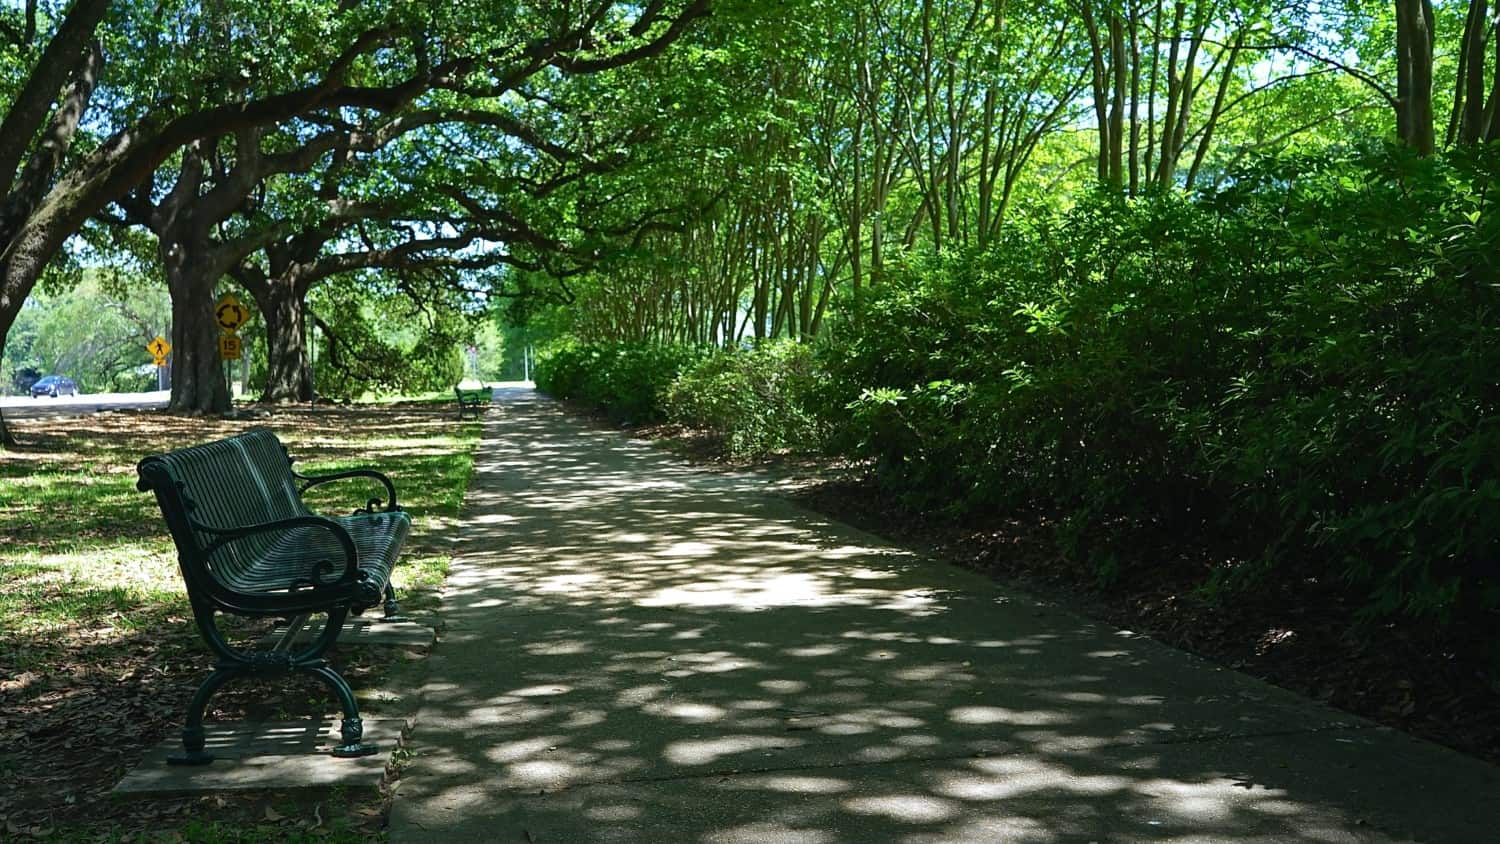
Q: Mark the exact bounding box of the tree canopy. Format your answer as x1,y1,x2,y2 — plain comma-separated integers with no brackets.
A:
0,0,716,432
3,2,1499,626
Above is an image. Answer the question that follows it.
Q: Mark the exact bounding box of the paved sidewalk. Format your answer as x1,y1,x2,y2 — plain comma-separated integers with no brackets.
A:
390,387,1499,843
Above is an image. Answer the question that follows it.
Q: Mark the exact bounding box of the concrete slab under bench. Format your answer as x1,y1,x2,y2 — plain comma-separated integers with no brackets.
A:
114,718,406,796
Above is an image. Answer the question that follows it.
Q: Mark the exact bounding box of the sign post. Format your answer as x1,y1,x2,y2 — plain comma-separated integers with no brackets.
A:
216,294,251,397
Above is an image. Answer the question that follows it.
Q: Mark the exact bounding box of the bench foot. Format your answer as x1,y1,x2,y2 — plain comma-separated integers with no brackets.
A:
329,716,378,758
173,614,384,766
382,583,401,620
305,665,382,760
168,724,216,765
172,668,237,766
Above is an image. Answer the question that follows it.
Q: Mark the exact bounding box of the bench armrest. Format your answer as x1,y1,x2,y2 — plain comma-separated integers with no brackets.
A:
295,468,400,513
456,387,488,402
189,514,359,588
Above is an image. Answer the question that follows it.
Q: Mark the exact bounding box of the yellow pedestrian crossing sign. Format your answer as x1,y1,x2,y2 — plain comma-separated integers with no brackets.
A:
148,336,171,366
215,294,250,333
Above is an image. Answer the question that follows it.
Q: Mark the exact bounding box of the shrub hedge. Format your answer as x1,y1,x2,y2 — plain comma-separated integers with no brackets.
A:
663,340,825,458
536,146,1500,620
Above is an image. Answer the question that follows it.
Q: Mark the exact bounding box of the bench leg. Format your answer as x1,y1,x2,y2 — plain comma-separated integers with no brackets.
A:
168,667,237,766
175,608,378,763
383,582,401,619
305,664,378,758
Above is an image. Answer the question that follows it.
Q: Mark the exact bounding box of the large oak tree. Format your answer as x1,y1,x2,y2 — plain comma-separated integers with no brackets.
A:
0,0,712,432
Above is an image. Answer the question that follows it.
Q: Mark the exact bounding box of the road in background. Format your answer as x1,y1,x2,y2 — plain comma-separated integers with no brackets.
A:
0,390,169,419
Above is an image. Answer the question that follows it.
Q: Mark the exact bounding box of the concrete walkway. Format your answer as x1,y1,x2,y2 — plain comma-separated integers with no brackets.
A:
390,388,1499,843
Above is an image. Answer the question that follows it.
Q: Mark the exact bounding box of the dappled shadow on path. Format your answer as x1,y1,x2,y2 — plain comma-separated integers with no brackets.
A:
395,389,1500,843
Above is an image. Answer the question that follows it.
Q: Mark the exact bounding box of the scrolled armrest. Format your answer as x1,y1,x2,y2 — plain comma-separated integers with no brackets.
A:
189,514,358,587
294,468,400,513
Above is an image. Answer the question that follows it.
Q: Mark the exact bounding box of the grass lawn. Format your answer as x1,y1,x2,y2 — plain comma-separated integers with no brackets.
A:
0,403,484,841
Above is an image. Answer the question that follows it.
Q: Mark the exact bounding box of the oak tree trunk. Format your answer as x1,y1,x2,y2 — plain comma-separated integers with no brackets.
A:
259,282,313,402
164,245,230,414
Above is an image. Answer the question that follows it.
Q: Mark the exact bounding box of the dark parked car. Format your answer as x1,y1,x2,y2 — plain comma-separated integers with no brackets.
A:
30,375,78,398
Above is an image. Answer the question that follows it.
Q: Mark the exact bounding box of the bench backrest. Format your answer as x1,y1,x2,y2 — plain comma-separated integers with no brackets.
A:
137,429,310,593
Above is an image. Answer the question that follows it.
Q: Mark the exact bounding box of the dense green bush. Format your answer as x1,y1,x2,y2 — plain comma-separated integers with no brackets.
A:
664,340,826,458
825,145,1500,618
534,340,704,424
533,147,1499,620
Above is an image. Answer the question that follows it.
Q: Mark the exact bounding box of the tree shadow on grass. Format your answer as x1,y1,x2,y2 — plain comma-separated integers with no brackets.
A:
0,404,479,836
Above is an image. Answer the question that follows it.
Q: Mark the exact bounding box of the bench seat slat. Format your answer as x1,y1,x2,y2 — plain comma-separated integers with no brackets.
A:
227,510,411,594
151,432,311,587
138,428,408,614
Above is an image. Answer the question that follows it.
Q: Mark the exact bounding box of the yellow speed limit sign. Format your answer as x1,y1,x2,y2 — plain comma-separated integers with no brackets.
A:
215,294,250,333
219,334,243,360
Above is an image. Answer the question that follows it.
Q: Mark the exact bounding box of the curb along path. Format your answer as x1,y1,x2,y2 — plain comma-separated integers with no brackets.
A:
389,387,1499,843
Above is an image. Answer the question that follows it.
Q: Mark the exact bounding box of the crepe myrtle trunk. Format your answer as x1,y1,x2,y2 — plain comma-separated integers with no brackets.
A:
164,247,230,414
259,282,313,403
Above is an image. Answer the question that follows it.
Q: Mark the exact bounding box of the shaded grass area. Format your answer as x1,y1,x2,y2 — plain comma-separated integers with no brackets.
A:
0,405,482,840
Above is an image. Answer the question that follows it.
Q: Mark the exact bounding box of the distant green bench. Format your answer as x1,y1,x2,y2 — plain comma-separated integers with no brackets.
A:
137,429,409,764
455,384,489,420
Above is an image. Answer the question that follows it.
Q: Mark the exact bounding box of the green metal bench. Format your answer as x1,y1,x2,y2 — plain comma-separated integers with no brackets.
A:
137,428,410,765
455,384,488,420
